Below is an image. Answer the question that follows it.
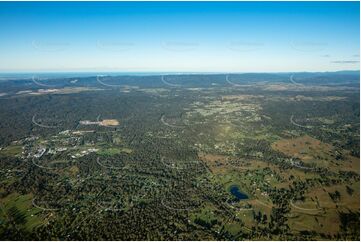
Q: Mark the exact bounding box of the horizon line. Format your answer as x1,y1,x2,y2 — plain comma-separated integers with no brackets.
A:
0,69,359,75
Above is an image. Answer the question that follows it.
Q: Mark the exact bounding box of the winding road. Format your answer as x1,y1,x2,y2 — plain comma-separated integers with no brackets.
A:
225,75,241,87
290,114,312,129
31,76,58,88
161,75,181,87
32,198,60,211
290,200,321,212
96,75,123,88
32,114,60,128
289,74,303,86
160,114,185,128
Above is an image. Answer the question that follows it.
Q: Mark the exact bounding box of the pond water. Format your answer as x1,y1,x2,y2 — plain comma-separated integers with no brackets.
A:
229,185,248,201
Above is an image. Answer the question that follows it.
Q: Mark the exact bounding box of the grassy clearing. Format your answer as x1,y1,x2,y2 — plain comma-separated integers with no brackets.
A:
271,135,360,173
199,152,270,175
97,147,133,156
0,145,22,157
190,204,218,226
0,193,44,232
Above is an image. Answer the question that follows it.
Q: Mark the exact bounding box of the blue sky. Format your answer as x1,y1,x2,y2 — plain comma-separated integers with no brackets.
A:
0,1,359,73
